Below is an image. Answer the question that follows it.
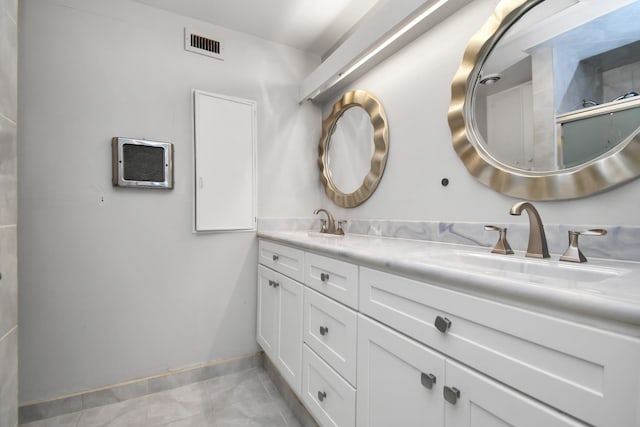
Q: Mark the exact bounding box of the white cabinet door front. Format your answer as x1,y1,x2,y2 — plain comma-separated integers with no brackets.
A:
257,265,303,397
357,315,445,427
444,360,585,427
277,275,303,396
257,265,278,360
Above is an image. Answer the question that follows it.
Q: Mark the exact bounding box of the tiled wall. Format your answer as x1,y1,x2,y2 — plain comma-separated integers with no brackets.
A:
0,0,18,425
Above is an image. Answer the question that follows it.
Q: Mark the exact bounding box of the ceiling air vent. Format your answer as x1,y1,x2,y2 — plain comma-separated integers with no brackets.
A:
185,28,224,60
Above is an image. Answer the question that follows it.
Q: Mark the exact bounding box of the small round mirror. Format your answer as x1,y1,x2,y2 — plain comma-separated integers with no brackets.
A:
319,90,389,208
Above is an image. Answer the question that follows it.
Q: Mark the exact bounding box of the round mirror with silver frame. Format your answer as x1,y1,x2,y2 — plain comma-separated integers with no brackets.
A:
319,90,389,208
448,0,640,200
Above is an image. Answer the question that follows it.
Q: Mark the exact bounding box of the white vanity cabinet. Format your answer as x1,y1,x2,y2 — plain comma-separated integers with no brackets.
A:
256,242,304,396
257,236,640,427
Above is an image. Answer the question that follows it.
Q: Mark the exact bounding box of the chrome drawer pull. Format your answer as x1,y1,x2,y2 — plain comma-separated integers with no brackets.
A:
420,372,437,390
272,254,279,261
443,386,460,405
320,272,330,282
434,316,451,333
319,326,329,336
318,391,327,402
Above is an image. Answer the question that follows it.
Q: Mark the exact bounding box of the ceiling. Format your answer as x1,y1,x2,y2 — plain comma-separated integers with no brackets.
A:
133,0,381,57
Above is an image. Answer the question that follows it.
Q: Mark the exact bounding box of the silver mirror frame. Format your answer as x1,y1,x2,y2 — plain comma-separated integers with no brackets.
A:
319,90,389,208
448,0,640,200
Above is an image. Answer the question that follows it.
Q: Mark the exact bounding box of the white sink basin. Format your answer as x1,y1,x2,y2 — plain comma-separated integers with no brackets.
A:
430,250,627,284
307,231,344,238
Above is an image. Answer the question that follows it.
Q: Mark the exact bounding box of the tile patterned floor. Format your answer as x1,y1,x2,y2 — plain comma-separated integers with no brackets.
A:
20,367,300,427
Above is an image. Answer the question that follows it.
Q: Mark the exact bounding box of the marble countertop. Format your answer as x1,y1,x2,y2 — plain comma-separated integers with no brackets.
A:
258,230,640,329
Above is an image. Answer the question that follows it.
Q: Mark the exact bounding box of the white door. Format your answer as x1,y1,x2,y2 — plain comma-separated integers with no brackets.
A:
486,82,533,168
277,276,303,396
193,90,256,231
357,315,446,427
256,265,278,361
444,360,585,427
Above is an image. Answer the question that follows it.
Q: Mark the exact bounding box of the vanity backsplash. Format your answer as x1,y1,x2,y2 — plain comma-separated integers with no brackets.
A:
258,218,640,263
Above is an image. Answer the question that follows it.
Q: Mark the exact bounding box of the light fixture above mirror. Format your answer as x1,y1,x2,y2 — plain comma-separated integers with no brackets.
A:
448,0,640,200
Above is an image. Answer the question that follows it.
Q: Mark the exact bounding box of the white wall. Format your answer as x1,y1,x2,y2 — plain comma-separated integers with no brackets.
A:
18,0,321,403
317,0,640,227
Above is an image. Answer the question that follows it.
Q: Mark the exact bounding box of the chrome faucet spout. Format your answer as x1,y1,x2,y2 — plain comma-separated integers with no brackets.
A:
509,201,550,258
313,208,336,234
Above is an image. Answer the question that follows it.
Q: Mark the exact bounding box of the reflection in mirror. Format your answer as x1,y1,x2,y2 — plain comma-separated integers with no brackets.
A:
474,0,640,172
327,107,375,194
319,90,389,208
449,0,640,200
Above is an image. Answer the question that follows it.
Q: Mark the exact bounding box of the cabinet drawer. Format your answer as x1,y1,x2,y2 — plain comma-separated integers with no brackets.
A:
259,240,304,282
445,359,586,427
302,345,356,427
305,252,358,309
304,288,357,386
359,267,640,427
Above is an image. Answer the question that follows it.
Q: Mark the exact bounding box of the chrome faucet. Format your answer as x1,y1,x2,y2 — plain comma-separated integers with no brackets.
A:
509,201,550,258
313,208,343,235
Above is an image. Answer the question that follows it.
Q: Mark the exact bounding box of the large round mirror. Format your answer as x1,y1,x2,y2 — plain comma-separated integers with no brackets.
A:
319,90,389,207
449,0,640,200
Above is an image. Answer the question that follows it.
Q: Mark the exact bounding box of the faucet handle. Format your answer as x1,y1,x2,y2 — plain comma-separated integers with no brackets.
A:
319,219,328,233
336,220,346,235
484,225,514,255
559,229,607,263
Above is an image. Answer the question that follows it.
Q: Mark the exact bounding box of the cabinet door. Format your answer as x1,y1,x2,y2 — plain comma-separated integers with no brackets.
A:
357,315,445,427
277,275,303,396
444,360,585,427
193,90,256,231
257,265,278,361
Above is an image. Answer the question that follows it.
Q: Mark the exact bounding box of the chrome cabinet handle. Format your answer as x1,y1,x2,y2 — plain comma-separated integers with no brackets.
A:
443,386,460,405
319,326,329,336
434,316,451,333
272,254,279,261
420,372,437,390
268,280,273,287
320,272,330,282
317,391,327,402
272,281,279,288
